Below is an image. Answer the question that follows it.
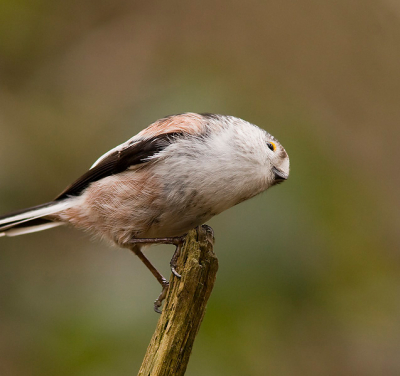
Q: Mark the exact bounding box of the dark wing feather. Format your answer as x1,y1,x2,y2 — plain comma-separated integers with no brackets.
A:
55,133,182,200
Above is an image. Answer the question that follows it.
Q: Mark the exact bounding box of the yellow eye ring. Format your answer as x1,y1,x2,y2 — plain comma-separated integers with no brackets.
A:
267,141,276,152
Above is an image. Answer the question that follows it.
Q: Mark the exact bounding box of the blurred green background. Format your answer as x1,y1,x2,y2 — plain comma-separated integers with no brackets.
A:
0,1,399,375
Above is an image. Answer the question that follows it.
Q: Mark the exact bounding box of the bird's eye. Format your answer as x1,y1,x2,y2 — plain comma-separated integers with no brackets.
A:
267,142,276,152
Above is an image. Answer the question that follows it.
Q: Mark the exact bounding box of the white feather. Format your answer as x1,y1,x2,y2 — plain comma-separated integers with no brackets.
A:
3,222,65,237
0,200,74,226
90,140,136,169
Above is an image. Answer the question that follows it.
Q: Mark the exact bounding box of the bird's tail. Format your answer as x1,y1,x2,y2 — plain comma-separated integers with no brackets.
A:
0,200,74,237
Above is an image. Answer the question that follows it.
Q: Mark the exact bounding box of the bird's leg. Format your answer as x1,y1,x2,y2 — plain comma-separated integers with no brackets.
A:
128,235,186,313
130,246,170,313
129,235,186,278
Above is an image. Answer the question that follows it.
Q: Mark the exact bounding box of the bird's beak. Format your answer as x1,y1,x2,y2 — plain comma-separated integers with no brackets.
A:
272,166,288,184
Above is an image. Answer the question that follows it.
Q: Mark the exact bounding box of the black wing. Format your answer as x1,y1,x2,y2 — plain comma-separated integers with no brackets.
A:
55,133,183,200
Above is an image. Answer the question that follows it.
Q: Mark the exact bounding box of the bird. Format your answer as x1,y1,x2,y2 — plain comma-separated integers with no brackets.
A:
0,113,289,312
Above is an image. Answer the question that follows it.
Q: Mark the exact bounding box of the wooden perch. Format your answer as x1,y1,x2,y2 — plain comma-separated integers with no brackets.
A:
138,225,218,376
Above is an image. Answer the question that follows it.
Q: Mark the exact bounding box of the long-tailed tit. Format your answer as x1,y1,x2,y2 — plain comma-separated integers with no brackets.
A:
0,113,289,312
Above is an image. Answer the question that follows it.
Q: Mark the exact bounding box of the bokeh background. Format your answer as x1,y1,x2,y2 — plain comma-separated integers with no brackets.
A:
0,1,399,375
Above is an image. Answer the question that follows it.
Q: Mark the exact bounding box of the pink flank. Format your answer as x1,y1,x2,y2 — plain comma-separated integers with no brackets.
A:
136,113,205,139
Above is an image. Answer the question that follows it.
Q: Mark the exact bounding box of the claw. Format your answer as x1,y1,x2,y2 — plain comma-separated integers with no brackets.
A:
154,301,162,314
170,239,185,278
154,279,169,314
171,265,182,279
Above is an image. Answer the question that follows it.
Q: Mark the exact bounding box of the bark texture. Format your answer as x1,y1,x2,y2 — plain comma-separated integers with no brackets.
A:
138,225,218,376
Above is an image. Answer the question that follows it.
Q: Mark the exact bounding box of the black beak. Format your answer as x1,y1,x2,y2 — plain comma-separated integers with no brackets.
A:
272,166,288,184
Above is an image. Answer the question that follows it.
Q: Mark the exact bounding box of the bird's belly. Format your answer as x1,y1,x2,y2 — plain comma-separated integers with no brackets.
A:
140,205,215,239
63,168,239,245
